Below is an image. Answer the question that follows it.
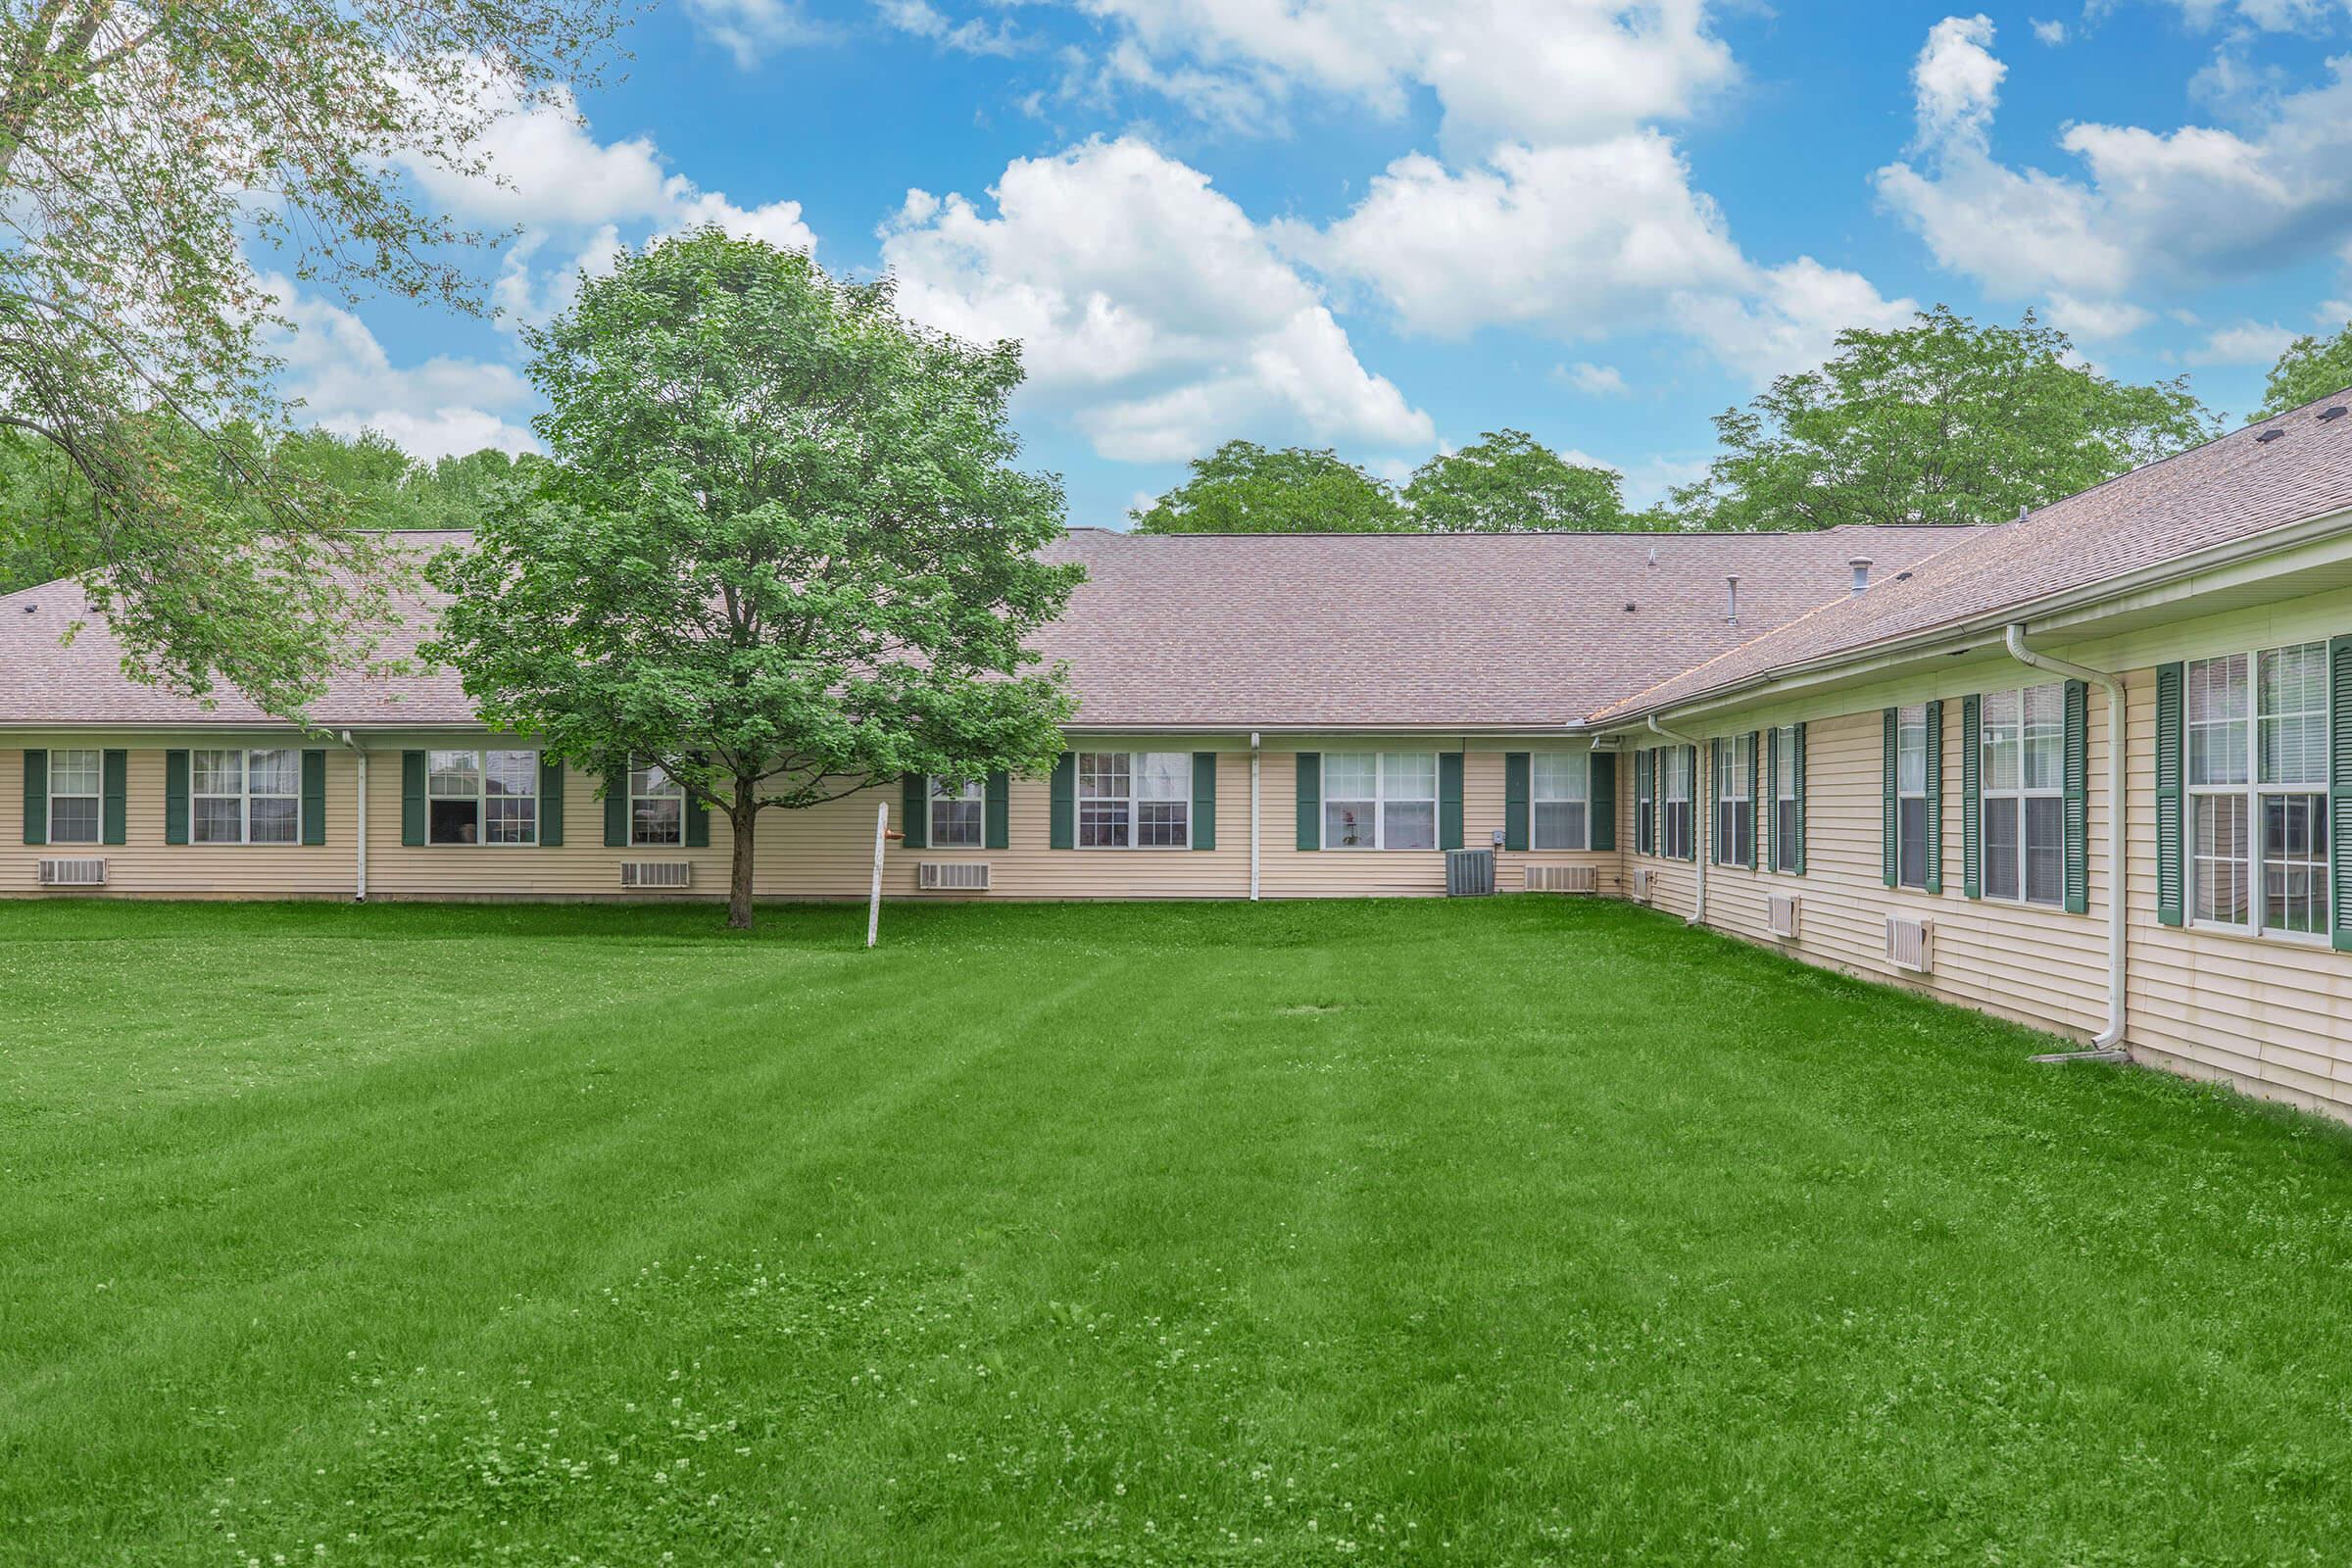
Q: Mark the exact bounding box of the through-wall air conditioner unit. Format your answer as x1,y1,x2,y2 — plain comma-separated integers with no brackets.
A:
38,857,106,888
1630,867,1654,904
1886,915,1933,974
619,861,692,890
1524,864,1597,894
1767,894,1799,940
917,861,991,892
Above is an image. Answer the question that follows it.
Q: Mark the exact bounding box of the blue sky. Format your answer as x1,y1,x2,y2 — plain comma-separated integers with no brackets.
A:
285,0,2352,527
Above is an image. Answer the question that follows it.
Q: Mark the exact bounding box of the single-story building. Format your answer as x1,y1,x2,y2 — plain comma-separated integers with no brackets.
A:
9,392,2352,1119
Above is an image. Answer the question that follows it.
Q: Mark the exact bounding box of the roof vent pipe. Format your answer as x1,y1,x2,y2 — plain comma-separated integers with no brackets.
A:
1725,573,1740,624
1848,557,1873,595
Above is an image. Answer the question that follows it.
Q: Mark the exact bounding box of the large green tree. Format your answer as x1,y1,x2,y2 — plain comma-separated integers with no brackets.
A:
1403,428,1632,531
429,233,1081,931
1129,440,1406,533
2258,322,2352,418
1674,306,2218,531
0,0,620,715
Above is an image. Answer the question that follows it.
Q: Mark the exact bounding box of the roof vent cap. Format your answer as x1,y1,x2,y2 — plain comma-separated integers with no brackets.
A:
2320,406,2347,422
2256,427,2285,443
1848,557,1874,595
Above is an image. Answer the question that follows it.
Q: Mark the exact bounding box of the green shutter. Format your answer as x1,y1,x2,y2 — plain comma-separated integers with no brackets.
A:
1881,709,1898,887
401,751,425,847
1961,696,1982,900
1591,750,1615,854
986,769,1010,850
684,793,710,849
2155,663,2184,927
22,749,45,845
2330,637,2352,951
1050,752,1076,850
538,757,564,847
1742,733,1758,869
1295,752,1320,851
901,775,928,851
1439,752,1464,851
1191,753,1215,851
1923,701,1943,895
1791,723,1807,877
301,749,327,846
164,750,188,846
2064,678,2089,915
101,749,126,847
1503,752,1530,852
604,772,629,848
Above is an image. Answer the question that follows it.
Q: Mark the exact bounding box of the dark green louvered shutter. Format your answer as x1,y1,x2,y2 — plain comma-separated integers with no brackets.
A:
1050,752,1076,850
1742,733,1758,869
604,772,629,847
1503,753,1530,853
684,794,710,849
1791,722,1807,877
101,749,126,846
1295,752,1320,851
22,749,45,845
401,751,425,847
1439,752,1464,851
538,757,564,847
986,770,1010,850
1191,754,1216,850
2330,637,2352,952
1591,750,1615,853
301,749,327,846
2063,678,2089,914
165,750,188,846
1881,709,1898,887
1961,696,1982,899
2155,663,2184,927
901,775,928,851
1923,701,1943,895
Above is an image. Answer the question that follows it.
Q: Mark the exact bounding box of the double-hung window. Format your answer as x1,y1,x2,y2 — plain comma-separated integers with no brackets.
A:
1530,754,1589,851
927,776,984,848
1981,685,2064,905
1772,726,1799,873
1716,734,1754,866
1324,752,1437,850
193,748,300,844
629,760,685,847
1636,752,1656,856
1895,707,1930,889
1660,747,1692,860
2186,643,2329,938
46,748,101,845
1078,752,1190,848
427,749,538,845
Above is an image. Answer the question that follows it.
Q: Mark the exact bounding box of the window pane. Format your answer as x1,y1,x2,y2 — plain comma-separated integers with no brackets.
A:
1079,801,1130,848
1533,800,1586,850
428,751,480,795
1896,708,1928,795
1323,753,1378,801
1724,736,1753,802
484,796,536,845
2187,656,2250,787
1137,801,1189,848
1898,798,1928,889
486,751,537,800
2022,685,2065,792
1136,753,1191,802
2262,792,2329,935
2259,643,2329,787
1382,752,1437,801
49,797,97,844
1984,797,2021,901
249,797,299,845
2194,794,2250,925
429,799,479,845
1775,728,1797,799
192,797,243,845
1078,753,1129,800
248,749,299,796
633,762,683,799
1383,800,1436,850
192,749,242,795
1774,800,1799,870
932,799,984,847
1531,754,1585,803
633,798,684,846
2025,795,2064,906
1324,800,1373,849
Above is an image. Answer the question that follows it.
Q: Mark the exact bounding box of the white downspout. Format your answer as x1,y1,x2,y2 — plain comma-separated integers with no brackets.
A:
340,730,368,903
1646,715,1705,927
2003,624,2128,1059
1249,731,1261,902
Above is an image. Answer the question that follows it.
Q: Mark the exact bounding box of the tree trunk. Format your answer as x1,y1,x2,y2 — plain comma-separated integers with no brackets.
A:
727,786,757,931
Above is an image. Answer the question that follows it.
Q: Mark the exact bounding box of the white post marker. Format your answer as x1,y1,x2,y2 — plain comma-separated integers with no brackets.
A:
866,799,890,949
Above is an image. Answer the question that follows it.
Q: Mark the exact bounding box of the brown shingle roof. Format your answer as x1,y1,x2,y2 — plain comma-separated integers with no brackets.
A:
1593,389,2352,722
0,524,1972,731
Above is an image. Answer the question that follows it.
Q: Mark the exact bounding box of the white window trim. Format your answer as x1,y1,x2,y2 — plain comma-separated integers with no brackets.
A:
1894,706,1930,891
2186,643,2331,946
1077,751,1193,851
926,775,985,850
1322,750,1439,852
1529,751,1591,852
629,759,687,849
191,747,302,847
1980,684,2064,907
46,746,102,846
1771,724,1800,874
425,748,541,848
1716,734,1754,867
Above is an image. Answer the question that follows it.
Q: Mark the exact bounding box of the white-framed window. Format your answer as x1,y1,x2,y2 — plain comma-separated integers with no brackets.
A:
1772,725,1799,873
1079,752,1190,849
47,747,101,845
1716,734,1754,867
427,749,538,846
1660,746,1692,860
1895,706,1930,889
1530,753,1589,851
1981,684,2064,906
1636,751,1656,856
1324,751,1437,850
928,776,983,848
2187,643,2329,939
192,748,299,845
629,760,684,847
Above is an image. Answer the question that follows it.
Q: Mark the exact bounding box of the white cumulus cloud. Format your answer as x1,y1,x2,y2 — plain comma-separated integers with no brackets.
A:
262,278,538,461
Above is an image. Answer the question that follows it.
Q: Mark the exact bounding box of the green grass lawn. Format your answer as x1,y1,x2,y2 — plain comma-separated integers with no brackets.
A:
8,897,2352,1566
